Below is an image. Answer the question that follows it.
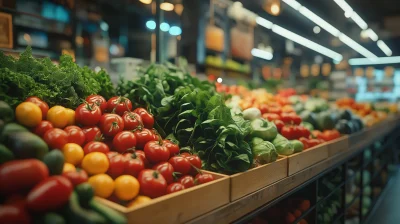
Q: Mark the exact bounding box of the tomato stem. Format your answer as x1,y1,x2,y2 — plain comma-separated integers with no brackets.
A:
152,171,159,179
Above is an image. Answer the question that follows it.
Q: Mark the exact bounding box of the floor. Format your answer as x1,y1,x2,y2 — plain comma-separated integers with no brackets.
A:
366,169,400,224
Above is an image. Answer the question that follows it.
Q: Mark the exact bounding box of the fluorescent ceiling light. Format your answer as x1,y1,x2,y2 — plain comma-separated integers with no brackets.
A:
349,56,400,65
256,17,273,29
339,34,377,59
351,12,368,30
333,0,353,13
344,10,353,18
169,26,182,36
160,22,170,32
251,48,273,60
299,7,340,36
377,40,392,56
282,0,301,10
272,24,343,61
365,28,378,41
146,20,156,30
313,26,321,34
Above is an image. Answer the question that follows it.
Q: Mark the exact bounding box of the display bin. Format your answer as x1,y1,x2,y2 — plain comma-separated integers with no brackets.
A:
96,171,229,224
327,135,349,156
230,156,288,201
287,144,328,176
348,129,371,147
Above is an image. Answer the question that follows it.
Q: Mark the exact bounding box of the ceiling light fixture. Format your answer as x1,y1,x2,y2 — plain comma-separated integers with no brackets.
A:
139,0,152,4
313,26,321,34
339,34,377,59
160,2,174,11
377,40,392,56
251,48,273,60
282,0,301,10
365,28,378,41
350,12,368,30
333,0,353,13
146,20,156,30
160,22,170,32
298,7,340,36
349,56,400,65
270,3,280,15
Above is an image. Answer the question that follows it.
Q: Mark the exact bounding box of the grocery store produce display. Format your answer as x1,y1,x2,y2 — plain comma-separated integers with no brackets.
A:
1,49,399,223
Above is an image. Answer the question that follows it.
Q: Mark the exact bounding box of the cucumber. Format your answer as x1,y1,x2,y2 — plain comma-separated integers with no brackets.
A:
0,144,14,164
0,101,14,123
75,183,94,208
0,123,28,142
42,212,66,224
62,192,107,224
89,199,127,224
42,150,64,175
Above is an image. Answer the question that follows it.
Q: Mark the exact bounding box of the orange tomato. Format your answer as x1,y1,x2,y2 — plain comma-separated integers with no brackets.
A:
65,108,75,126
127,195,151,208
114,175,140,201
62,143,84,165
88,174,114,198
81,152,109,175
47,106,68,128
15,102,42,127
63,163,76,173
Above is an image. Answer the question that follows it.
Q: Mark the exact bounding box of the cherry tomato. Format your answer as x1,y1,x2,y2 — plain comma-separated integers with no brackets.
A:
195,173,214,185
293,126,302,139
88,174,114,198
113,131,137,153
62,143,84,166
262,113,281,122
163,139,180,157
281,126,296,140
144,141,170,164
64,125,85,146
16,102,42,128
43,128,68,150
81,126,102,143
86,95,107,112
47,106,68,128
107,96,132,115
133,108,154,129
307,139,321,148
64,108,75,126
177,175,195,188
153,162,174,184
33,120,53,137
311,130,322,139
114,175,140,201
83,141,110,155
62,169,88,187
299,126,311,138
168,156,191,175
124,153,145,177
267,107,282,114
186,155,202,174
138,169,167,198
106,152,126,179
81,152,109,175
134,128,156,149
320,130,340,141
99,113,124,137
273,120,285,132
180,152,191,158
167,183,185,194
122,112,142,130
258,104,269,114
133,150,150,168
299,137,309,150
75,103,102,126
25,96,49,119
292,115,302,125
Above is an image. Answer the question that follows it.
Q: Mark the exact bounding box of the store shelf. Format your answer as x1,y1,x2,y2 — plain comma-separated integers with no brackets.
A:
187,115,400,224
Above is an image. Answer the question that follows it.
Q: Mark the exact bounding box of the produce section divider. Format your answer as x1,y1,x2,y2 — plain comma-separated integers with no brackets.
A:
187,115,400,224
287,144,328,176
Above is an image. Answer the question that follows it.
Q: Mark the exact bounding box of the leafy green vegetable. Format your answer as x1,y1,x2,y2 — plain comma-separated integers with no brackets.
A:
0,47,115,108
251,137,278,165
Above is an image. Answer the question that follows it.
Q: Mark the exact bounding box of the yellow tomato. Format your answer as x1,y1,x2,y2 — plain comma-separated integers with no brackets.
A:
63,143,84,166
81,152,109,175
114,175,140,201
15,102,42,127
63,163,76,173
88,174,114,198
65,108,75,126
127,195,151,208
47,106,68,128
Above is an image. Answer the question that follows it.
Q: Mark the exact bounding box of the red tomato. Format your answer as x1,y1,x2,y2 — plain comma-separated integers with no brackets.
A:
133,108,154,129
311,130,322,139
281,113,300,124
144,141,170,164
62,169,88,187
153,162,174,184
186,155,202,174
27,176,73,212
180,152,191,158
122,112,143,131
307,139,320,148
262,113,281,122
113,131,137,153
299,137,309,150
64,126,85,146
168,156,191,175
0,159,49,195
195,173,214,185
267,107,282,114
25,96,49,119
320,130,340,141
281,126,296,140
298,126,311,138
4,195,26,207
86,95,107,112
33,120,53,137
75,103,102,126
133,150,150,168
43,128,68,150
106,152,126,179
0,204,32,224
293,126,302,139
163,139,180,157
107,96,132,115
138,169,167,198
166,183,185,194
258,104,268,114
83,141,110,155
81,126,102,143
178,175,195,188
124,154,145,177
292,115,302,125
134,128,156,149
99,113,124,137
273,120,285,132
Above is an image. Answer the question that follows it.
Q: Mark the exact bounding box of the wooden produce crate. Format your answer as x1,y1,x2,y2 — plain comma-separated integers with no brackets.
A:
96,171,229,224
287,144,328,176
230,156,288,201
348,128,371,147
327,136,349,157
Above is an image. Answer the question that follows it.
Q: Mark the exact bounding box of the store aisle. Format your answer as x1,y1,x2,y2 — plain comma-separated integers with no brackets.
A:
366,170,400,224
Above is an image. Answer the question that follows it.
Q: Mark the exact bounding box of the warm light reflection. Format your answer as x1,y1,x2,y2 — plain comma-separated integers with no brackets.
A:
160,2,174,11
139,0,152,4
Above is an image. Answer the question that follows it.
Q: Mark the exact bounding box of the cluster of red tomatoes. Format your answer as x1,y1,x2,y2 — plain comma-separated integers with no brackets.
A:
25,95,214,204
